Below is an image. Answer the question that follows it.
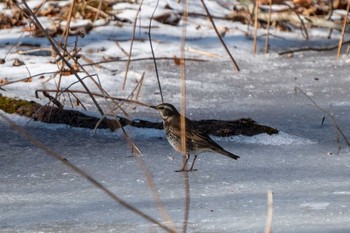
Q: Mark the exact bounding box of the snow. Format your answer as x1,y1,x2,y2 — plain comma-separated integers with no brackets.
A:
1,0,350,232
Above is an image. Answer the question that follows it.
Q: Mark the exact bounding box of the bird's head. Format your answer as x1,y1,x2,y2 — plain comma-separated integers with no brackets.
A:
151,103,179,120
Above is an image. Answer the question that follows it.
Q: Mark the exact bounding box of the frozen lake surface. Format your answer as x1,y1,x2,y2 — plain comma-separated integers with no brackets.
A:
1,0,350,232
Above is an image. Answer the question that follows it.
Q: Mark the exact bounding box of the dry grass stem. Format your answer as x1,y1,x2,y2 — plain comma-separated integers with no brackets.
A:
0,71,60,88
148,0,164,103
35,89,153,108
186,47,221,58
93,0,104,21
80,57,207,68
79,54,104,69
265,190,273,233
253,0,259,54
93,101,176,229
180,1,190,233
116,41,130,57
295,86,350,150
17,47,52,55
265,0,272,53
135,72,145,101
337,0,350,59
126,72,145,101
57,0,75,102
123,0,143,90
134,154,178,233
20,0,111,129
200,0,240,71
87,4,109,20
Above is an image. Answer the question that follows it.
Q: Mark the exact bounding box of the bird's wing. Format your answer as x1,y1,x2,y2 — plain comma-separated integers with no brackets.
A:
168,117,212,144
186,118,240,159
185,118,224,149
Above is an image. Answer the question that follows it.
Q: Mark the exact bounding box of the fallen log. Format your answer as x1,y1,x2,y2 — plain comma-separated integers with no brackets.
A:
0,94,278,136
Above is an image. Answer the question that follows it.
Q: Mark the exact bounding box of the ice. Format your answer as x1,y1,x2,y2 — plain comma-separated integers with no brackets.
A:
300,202,330,210
1,0,350,232
224,132,316,145
333,191,350,195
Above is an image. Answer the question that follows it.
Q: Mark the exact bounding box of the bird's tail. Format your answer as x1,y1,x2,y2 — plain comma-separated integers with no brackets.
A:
214,148,240,160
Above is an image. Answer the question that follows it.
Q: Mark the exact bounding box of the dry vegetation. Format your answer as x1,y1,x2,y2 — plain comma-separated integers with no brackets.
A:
0,0,349,232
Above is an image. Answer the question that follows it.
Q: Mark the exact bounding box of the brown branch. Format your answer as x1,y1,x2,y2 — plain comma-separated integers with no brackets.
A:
200,0,240,71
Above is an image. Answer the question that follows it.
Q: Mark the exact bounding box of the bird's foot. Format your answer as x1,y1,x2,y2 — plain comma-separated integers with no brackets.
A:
174,169,184,172
174,168,198,172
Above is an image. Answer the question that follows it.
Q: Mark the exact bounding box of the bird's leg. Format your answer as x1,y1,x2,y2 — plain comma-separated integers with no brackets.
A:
188,155,198,172
175,154,190,172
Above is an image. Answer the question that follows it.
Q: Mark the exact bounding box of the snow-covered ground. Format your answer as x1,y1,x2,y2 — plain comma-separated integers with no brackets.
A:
1,0,350,232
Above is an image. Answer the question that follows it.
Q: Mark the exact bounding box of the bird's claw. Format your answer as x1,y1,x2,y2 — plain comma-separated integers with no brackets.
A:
174,168,198,172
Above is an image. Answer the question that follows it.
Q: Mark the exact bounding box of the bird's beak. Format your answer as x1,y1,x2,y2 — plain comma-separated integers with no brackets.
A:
150,105,157,109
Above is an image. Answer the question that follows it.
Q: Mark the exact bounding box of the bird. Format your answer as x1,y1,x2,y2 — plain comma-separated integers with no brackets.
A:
152,103,239,172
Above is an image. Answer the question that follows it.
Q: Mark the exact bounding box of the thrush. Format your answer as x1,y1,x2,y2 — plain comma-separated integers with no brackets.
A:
152,103,239,172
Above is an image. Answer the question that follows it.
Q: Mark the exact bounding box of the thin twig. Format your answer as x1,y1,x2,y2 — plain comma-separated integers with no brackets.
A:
15,3,177,228
126,72,145,101
149,0,164,103
35,89,153,108
186,47,221,58
2,32,25,61
84,57,207,67
135,72,144,101
278,40,350,55
20,0,113,130
292,9,309,40
337,0,350,59
85,88,178,231
66,90,88,110
295,86,350,149
123,0,143,90
93,0,104,21
57,0,75,102
60,0,75,49
116,41,130,57
84,1,109,21
200,0,240,71
0,71,60,87
134,153,178,233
